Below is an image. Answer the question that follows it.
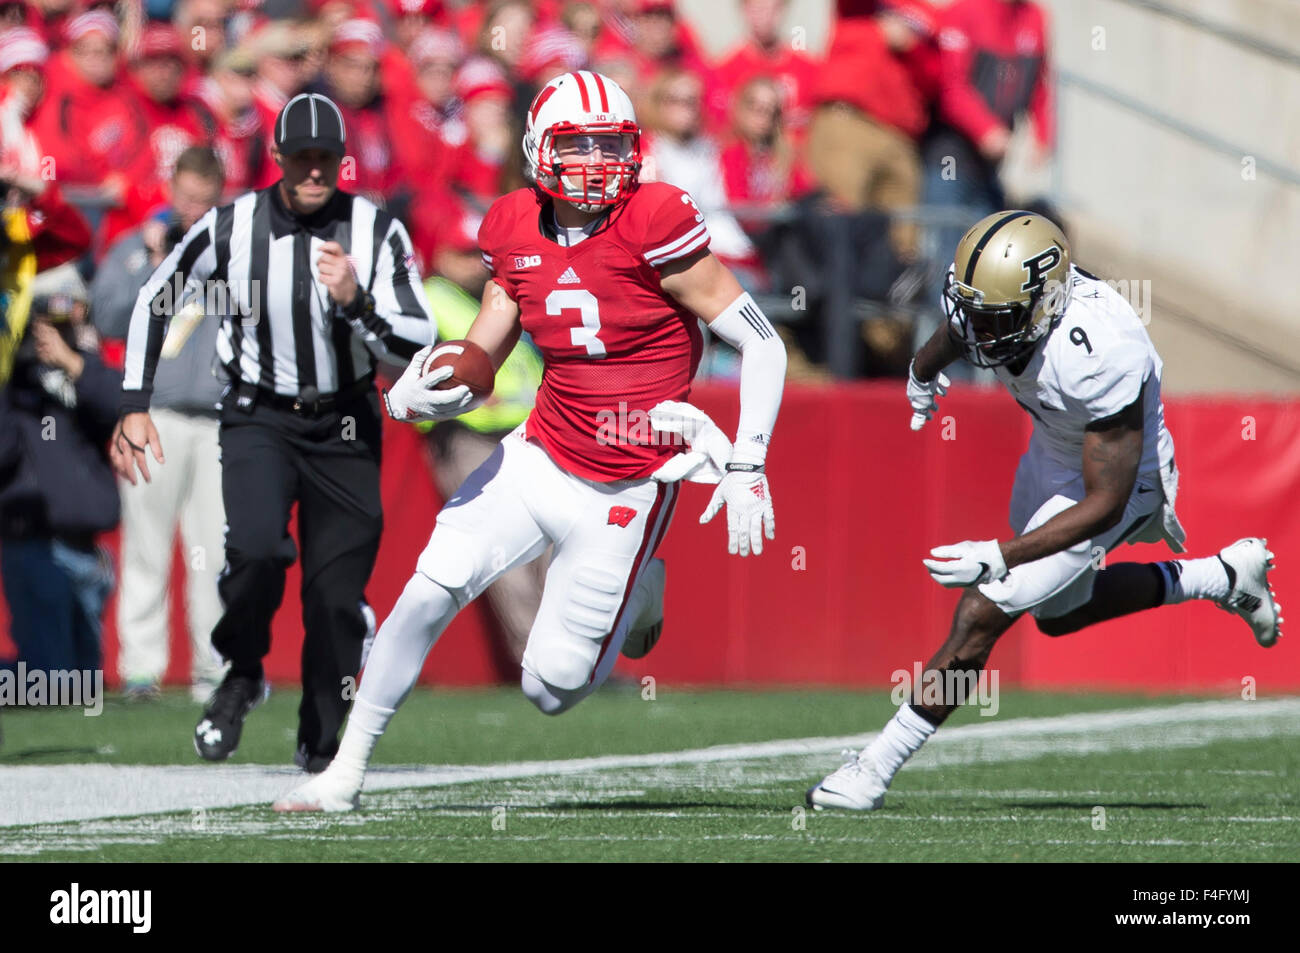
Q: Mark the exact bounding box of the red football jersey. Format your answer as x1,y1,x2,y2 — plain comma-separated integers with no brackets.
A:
479,182,711,482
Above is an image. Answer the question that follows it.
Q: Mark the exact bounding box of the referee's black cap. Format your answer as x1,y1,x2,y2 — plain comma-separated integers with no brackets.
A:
275,92,347,157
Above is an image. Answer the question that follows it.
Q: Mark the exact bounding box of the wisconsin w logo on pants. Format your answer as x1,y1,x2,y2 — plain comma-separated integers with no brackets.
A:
607,506,637,527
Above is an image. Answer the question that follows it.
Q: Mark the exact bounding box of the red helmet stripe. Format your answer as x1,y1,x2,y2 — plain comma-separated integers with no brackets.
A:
575,71,591,111
591,71,610,112
530,83,558,121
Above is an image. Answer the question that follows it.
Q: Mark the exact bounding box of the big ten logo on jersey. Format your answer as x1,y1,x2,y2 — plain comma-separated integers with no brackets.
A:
515,254,542,268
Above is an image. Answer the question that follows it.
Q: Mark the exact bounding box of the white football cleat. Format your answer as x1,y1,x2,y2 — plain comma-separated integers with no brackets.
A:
272,769,361,813
621,558,666,660
1216,537,1281,647
806,753,888,812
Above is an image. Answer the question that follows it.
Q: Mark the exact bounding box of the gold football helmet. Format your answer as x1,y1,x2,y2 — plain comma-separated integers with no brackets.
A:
943,210,1072,367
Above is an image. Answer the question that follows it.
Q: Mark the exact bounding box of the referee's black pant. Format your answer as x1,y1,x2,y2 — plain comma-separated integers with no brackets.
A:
211,385,384,760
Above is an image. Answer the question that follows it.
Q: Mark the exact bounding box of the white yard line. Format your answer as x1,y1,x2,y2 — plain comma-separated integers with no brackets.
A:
0,698,1296,829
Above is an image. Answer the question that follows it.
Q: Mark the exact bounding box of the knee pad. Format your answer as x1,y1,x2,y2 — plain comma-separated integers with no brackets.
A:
562,564,624,641
520,669,580,716
527,564,625,691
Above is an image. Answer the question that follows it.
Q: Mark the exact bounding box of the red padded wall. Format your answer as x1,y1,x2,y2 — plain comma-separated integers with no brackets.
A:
7,383,1295,691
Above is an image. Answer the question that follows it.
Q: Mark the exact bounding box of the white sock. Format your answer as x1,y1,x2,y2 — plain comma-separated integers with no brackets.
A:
327,572,458,786
1157,556,1230,604
329,695,394,788
862,704,937,786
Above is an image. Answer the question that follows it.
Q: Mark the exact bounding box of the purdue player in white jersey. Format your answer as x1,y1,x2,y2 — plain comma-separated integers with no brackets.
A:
808,211,1281,812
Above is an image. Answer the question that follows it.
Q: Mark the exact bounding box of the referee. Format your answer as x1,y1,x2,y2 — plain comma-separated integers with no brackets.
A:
112,93,435,771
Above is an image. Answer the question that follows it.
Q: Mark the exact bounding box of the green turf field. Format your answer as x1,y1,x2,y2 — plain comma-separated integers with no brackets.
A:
1,685,1296,861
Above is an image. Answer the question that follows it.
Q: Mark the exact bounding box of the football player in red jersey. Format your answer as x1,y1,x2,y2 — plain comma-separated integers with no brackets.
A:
275,71,787,811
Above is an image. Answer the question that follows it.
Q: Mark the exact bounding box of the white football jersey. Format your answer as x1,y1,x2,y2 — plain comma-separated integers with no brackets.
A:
991,265,1175,477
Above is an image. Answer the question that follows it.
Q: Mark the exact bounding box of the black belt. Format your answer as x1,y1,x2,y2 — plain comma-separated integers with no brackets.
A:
227,373,375,417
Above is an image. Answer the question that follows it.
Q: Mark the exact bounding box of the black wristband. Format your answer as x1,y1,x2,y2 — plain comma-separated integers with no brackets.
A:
339,290,375,320
725,462,764,473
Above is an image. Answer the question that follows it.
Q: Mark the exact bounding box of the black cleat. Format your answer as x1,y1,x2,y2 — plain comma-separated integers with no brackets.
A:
294,744,334,774
194,673,265,762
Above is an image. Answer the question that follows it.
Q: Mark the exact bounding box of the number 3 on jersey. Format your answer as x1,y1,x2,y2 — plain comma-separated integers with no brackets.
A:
547,288,606,358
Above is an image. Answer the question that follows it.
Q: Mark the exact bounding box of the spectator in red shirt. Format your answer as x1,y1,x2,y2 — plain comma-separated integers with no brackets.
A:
100,23,218,249
31,12,146,202
607,0,710,89
0,27,49,180
804,0,932,261
913,0,1053,378
935,0,1052,169
721,74,813,224
379,0,447,106
196,44,274,196
128,25,216,185
445,55,513,202
709,0,818,137
386,26,464,199
325,18,406,206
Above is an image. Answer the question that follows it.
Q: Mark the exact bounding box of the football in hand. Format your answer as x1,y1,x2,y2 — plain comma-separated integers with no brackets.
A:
420,340,494,400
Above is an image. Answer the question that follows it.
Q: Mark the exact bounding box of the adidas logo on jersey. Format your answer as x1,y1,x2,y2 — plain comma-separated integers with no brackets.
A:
557,267,581,284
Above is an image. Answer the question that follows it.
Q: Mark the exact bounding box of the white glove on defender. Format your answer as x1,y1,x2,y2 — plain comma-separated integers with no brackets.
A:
701,467,775,557
648,400,733,484
907,361,950,431
382,345,479,422
923,539,1007,588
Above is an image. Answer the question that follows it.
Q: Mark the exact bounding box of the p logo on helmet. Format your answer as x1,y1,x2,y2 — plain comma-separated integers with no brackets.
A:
1021,247,1063,293
944,211,1073,368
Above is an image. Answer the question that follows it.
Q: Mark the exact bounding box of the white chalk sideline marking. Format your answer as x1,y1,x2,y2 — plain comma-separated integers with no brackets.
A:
1,698,1296,830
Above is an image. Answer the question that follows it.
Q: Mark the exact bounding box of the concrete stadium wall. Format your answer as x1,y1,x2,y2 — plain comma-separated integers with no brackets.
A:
1004,0,1300,391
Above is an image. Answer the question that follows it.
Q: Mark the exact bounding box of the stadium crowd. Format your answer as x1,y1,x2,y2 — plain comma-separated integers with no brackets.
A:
0,0,1055,694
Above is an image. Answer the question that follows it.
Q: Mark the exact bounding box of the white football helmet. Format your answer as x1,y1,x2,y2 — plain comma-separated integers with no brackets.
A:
523,70,641,213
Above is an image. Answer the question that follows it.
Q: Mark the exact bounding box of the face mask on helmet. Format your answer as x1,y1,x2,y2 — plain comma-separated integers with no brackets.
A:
535,120,640,212
944,271,1070,368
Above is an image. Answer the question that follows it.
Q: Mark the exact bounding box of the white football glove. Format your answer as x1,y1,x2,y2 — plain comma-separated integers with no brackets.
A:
907,361,950,431
700,466,775,557
382,345,480,422
923,539,1008,588
648,400,733,484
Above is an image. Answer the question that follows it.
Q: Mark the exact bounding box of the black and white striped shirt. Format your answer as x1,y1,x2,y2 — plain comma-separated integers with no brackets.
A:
120,184,434,413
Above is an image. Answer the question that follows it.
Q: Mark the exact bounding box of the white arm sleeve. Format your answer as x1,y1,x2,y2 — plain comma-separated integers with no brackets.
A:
706,292,787,465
